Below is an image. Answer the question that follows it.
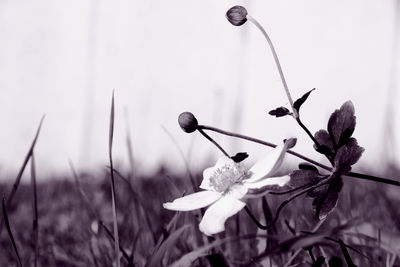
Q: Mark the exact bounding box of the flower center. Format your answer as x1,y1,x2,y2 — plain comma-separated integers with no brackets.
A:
209,163,248,192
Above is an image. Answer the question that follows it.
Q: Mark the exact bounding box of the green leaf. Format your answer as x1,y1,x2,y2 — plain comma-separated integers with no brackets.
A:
327,101,356,148
268,107,291,117
293,88,315,113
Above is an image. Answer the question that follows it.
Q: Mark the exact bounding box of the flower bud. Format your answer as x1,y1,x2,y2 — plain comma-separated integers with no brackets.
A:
178,112,198,133
226,6,248,26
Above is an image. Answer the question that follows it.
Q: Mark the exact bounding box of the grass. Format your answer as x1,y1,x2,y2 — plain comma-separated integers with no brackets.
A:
1,97,400,267
0,164,399,266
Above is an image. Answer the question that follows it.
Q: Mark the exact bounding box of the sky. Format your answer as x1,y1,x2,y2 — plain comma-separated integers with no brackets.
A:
0,0,399,178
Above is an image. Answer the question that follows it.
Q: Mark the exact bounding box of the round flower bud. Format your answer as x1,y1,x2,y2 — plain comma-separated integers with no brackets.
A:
178,112,198,133
226,6,248,26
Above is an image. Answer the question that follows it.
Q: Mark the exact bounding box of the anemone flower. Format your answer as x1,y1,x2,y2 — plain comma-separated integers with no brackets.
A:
163,139,294,236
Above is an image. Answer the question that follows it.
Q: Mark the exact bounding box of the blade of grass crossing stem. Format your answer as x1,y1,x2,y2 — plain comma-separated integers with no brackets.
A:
109,91,120,267
2,197,22,267
31,152,39,267
0,115,45,235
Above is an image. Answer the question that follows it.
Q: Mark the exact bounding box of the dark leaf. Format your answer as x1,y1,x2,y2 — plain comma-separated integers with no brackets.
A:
289,168,321,188
312,177,343,220
206,253,229,267
293,88,315,113
329,256,343,267
327,101,356,148
314,130,334,156
334,138,364,174
299,163,319,171
231,152,248,163
307,183,329,198
339,239,357,267
312,256,326,267
268,107,291,117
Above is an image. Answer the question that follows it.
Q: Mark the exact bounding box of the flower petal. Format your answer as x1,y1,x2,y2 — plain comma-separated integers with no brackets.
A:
245,175,290,189
200,156,237,191
163,191,221,211
199,195,246,235
246,142,291,183
226,183,248,199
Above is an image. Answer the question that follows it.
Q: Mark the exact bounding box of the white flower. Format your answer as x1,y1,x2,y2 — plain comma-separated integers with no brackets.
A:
163,141,294,236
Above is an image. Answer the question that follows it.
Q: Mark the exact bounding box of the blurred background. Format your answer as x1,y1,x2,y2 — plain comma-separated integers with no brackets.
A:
0,0,399,178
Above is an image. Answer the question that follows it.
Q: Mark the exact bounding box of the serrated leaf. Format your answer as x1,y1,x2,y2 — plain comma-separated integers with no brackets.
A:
327,101,356,148
293,88,315,113
268,107,291,117
312,177,343,220
289,168,321,188
334,138,364,174
313,129,334,155
231,152,248,163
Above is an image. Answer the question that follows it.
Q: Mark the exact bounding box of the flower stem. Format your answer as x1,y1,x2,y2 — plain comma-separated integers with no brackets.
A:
198,124,400,187
198,124,330,171
245,179,331,230
246,15,298,118
197,128,230,157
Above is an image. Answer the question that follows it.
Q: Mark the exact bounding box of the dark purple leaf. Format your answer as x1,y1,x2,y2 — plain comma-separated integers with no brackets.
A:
307,183,329,198
334,138,364,174
231,152,248,163
327,101,356,148
312,177,343,220
312,256,326,267
329,257,343,267
293,88,315,113
269,107,291,117
314,129,334,154
289,168,321,188
299,163,319,172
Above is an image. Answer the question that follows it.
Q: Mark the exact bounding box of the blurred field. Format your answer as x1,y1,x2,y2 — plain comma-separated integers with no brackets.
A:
1,162,400,266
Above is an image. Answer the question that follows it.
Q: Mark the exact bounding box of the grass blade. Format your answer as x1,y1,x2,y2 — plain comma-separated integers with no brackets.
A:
30,152,39,267
2,197,22,267
0,115,45,234
108,91,120,267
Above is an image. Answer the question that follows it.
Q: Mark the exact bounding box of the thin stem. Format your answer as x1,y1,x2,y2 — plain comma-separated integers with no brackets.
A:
199,124,400,186
347,171,400,186
198,124,330,171
197,128,230,157
246,15,298,118
245,179,331,230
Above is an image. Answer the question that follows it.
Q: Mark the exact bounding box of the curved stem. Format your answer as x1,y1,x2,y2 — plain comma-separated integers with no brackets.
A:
245,179,331,230
246,15,297,118
198,124,330,171
199,124,400,187
197,128,230,157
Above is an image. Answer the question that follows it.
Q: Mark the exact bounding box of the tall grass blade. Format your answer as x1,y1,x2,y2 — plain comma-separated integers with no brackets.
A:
108,91,120,267
98,220,134,267
146,224,191,267
2,197,22,267
30,152,39,267
0,115,45,235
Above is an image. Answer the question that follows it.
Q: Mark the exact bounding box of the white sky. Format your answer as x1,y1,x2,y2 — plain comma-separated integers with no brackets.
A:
0,0,399,177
